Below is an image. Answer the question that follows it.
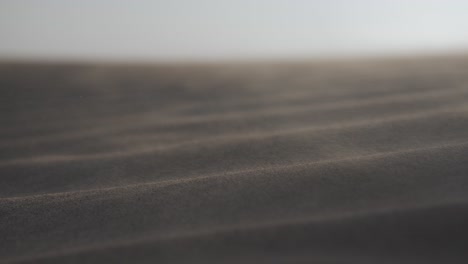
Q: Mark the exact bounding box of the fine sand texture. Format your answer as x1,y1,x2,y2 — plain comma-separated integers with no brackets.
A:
1,56,468,263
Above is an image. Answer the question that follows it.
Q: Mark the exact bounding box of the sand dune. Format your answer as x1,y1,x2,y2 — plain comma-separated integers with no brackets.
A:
1,56,468,263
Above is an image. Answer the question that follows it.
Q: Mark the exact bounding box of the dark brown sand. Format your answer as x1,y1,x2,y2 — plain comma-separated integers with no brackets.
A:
1,56,468,263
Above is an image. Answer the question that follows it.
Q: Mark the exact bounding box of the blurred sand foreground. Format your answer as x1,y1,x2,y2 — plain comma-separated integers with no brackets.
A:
1,55,468,263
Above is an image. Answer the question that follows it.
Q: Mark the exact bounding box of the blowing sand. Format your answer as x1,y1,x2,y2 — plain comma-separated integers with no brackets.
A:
1,56,468,263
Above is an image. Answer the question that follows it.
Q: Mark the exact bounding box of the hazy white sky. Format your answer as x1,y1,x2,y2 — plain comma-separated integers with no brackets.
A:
1,0,468,61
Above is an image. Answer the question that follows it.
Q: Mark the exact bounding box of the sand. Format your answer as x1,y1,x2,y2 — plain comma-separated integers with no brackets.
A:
1,55,468,263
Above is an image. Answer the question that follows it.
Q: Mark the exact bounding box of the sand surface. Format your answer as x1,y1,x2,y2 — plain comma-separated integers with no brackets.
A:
1,56,468,263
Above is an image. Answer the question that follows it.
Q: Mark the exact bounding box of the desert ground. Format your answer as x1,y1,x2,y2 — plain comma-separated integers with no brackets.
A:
1,55,468,263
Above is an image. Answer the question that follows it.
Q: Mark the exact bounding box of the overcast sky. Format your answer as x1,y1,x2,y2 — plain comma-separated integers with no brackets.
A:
1,0,468,61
